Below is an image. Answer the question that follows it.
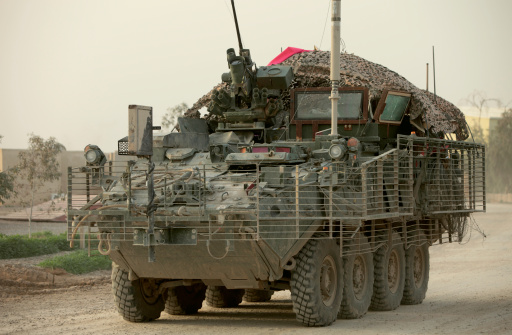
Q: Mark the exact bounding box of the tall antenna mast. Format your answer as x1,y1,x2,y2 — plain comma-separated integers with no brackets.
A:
330,0,341,136
231,0,244,53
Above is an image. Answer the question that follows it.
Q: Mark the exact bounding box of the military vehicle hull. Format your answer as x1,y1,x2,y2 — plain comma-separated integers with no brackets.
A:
68,134,485,326
67,1,485,327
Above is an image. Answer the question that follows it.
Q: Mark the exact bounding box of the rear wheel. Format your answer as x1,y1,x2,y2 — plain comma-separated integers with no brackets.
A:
165,283,207,315
205,286,245,308
291,238,343,327
370,230,405,311
243,289,274,302
339,233,374,319
401,230,430,305
111,263,165,322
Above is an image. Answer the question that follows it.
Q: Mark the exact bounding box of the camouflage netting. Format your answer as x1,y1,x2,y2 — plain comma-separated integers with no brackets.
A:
186,50,468,140
183,83,227,120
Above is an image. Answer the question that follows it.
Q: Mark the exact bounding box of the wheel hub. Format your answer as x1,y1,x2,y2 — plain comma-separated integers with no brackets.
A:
140,278,160,304
320,255,337,306
387,249,400,293
413,248,425,288
352,255,367,300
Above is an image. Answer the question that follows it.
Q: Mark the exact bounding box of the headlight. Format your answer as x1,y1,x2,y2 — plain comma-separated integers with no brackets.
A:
329,144,346,160
85,149,99,163
84,145,105,165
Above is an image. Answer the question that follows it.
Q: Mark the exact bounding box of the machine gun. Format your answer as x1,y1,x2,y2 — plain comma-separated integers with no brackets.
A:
208,1,293,130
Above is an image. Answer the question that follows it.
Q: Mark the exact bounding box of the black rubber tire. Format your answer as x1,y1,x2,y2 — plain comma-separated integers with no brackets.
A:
111,264,165,322
401,230,430,305
243,289,274,302
205,286,245,308
339,233,374,319
165,283,207,315
370,230,405,311
290,238,343,327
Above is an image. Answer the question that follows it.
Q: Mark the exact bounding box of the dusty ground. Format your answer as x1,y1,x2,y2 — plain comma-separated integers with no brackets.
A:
0,203,511,335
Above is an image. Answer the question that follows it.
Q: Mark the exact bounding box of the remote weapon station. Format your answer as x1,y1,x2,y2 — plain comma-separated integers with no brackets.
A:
68,0,485,327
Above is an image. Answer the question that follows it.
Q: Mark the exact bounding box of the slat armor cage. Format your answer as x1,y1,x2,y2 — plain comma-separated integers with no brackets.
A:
67,135,485,258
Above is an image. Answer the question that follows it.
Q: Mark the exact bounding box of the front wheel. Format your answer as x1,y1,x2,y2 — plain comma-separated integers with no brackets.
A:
401,230,430,305
111,263,165,322
291,238,343,327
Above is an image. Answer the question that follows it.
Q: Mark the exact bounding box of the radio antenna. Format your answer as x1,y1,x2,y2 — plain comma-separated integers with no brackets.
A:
231,0,244,53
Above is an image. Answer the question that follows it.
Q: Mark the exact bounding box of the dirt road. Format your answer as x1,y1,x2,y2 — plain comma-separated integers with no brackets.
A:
0,203,511,334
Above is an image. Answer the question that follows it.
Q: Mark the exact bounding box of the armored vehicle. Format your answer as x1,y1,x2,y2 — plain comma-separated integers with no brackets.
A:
67,1,485,327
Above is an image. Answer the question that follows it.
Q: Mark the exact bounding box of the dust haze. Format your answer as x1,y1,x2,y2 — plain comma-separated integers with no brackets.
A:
1,0,511,152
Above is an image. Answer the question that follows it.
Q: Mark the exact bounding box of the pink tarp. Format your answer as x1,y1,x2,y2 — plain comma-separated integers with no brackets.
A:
267,47,311,66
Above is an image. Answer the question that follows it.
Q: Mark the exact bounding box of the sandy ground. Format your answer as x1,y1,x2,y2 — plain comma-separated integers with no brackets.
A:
0,203,511,335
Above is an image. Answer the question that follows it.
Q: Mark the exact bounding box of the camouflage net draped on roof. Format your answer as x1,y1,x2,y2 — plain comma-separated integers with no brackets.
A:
186,50,468,140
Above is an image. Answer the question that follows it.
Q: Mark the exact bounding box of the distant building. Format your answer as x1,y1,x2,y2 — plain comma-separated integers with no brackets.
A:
459,106,503,143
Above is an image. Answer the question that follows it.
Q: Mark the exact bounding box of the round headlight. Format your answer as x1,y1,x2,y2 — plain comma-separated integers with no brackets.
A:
329,144,345,159
85,149,99,164
84,144,105,166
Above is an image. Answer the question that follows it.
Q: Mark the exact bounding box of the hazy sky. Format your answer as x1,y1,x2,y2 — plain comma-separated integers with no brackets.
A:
1,0,511,152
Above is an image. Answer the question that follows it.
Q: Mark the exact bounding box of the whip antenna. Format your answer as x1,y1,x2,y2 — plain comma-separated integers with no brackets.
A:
231,0,244,53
